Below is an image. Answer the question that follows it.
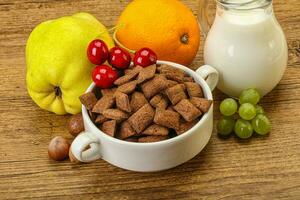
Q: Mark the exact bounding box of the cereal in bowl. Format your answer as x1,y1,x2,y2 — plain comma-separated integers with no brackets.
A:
80,64,212,143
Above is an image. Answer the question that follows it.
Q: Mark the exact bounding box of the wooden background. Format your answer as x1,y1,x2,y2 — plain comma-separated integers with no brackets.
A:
0,0,299,199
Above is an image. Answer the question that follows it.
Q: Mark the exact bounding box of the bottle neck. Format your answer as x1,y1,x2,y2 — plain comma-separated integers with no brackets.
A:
216,0,273,11
216,0,273,22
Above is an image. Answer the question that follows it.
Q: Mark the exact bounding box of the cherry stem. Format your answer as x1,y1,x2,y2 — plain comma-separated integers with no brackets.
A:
95,23,136,54
96,23,125,40
107,23,125,33
112,23,136,54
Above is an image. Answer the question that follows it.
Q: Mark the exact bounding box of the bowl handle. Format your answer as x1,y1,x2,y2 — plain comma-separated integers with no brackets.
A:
71,132,101,162
196,65,219,91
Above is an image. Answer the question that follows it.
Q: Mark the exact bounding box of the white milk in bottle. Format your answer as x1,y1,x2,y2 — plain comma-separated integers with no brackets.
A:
203,0,288,97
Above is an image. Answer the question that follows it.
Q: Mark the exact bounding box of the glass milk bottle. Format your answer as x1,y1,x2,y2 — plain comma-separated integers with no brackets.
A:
198,0,288,97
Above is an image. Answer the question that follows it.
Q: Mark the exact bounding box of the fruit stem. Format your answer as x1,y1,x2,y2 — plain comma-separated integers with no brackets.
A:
107,23,125,33
113,23,136,54
95,23,136,54
96,23,126,41
181,34,189,44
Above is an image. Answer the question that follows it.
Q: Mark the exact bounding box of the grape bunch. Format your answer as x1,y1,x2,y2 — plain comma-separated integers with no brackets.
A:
217,88,271,139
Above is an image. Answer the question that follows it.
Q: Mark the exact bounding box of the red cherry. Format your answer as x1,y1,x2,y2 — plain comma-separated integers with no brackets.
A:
133,48,157,67
87,39,109,65
108,47,131,69
92,65,118,88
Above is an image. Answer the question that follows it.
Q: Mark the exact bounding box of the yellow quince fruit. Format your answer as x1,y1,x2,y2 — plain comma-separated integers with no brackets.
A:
26,13,114,115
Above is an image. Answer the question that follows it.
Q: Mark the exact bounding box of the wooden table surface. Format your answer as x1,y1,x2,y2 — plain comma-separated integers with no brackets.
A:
1,0,300,199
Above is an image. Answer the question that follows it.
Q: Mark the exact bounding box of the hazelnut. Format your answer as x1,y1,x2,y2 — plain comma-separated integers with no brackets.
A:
69,148,80,163
48,136,70,161
68,113,84,136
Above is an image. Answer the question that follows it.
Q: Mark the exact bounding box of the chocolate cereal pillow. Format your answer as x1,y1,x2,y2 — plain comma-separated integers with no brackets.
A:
80,64,212,143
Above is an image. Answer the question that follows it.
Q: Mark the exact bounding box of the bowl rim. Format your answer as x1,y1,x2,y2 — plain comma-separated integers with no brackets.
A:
82,60,213,147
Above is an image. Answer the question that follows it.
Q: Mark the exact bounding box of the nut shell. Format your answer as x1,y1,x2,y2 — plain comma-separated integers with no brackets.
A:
48,136,70,161
69,148,80,163
68,113,84,136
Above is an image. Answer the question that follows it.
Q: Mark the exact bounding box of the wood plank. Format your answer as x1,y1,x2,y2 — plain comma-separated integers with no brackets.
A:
0,0,299,199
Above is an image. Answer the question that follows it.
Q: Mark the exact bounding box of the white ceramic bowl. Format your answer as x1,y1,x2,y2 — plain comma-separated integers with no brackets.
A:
71,61,219,172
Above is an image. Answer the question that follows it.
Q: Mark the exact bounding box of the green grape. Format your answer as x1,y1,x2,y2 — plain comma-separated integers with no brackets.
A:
252,114,271,135
256,105,265,114
217,116,235,136
220,98,238,116
234,119,253,139
239,103,257,120
239,88,261,105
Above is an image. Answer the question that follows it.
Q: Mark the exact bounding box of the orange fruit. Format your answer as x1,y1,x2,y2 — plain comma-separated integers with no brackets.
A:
115,0,200,66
